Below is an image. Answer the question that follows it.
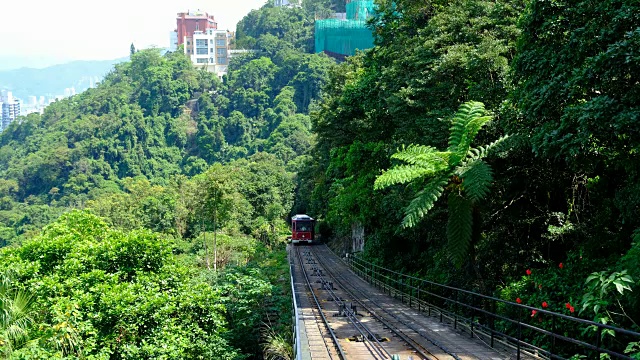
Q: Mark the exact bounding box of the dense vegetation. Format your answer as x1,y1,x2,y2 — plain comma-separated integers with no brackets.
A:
1,0,639,357
0,1,342,358
299,0,640,352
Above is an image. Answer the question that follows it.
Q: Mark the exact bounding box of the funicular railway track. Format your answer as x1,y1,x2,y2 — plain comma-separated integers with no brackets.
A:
295,246,394,359
293,244,444,359
310,245,457,360
293,245,345,359
292,244,517,360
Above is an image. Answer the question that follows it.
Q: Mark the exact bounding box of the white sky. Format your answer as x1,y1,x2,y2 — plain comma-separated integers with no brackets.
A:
0,0,267,62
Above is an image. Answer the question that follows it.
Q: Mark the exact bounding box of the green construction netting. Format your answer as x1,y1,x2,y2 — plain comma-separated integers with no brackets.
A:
315,1,375,56
346,0,375,20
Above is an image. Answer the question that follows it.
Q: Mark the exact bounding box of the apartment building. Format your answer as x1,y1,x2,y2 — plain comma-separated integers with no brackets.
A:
170,10,240,79
1,91,21,131
170,10,218,53
275,0,301,7
190,29,234,78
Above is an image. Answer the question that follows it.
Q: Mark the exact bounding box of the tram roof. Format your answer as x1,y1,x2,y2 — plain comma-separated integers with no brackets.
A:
292,214,314,221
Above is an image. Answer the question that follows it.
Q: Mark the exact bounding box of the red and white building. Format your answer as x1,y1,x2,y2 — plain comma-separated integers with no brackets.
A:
170,10,240,78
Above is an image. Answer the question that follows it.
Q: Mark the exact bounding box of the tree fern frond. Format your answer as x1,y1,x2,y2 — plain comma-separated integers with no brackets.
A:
448,120,467,153
459,160,493,203
448,101,489,165
447,192,473,268
466,135,510,162
458,115,492,152
448,101,487,152
391,144,437,159
375,165,438,190
390,144,449,168
401,173,451,228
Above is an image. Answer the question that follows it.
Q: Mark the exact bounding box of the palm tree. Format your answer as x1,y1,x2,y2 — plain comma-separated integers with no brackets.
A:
374,101,508,267
0,273,35,358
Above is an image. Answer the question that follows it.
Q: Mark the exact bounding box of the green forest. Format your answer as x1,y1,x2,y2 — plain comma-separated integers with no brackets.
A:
1,0,639,358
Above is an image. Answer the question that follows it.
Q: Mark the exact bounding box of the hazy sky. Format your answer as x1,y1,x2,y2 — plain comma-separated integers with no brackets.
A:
0,0,266,65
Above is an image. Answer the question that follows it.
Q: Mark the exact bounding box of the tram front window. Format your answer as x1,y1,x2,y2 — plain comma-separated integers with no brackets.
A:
296,222,312,232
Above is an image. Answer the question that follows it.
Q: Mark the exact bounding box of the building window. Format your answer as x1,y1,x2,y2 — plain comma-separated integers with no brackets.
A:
196,39,207,47
210,48,214,53
217,57,227,64
216,39,225,46
187,41,191,45
196,48,208,55
197,58,208,63
216,48,226,56
196,22,200,31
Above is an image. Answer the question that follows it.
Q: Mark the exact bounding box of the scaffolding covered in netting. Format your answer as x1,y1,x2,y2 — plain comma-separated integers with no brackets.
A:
346,0,375,20
315,0,375,57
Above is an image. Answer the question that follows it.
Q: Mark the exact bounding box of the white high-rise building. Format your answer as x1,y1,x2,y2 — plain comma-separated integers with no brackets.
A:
275,0,300,7
1,91,21,131
188,29,234,79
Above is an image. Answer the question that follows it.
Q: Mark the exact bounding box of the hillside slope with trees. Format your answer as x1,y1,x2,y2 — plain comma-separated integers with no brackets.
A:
0,1,338,358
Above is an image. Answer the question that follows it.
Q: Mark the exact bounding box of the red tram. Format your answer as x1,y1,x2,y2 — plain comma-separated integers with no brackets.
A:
290,214,315,245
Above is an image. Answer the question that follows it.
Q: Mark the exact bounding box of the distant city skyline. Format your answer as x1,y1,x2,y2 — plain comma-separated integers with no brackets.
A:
0,0,267,70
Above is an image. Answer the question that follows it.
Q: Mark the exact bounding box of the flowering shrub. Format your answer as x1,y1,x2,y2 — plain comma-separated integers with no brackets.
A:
498,250,639,357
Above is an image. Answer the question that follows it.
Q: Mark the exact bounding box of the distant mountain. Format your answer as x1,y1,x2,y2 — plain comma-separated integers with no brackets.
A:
0,55,74,71
0,57,129,100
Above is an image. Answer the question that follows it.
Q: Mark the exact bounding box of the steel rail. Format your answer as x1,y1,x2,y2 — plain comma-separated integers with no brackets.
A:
303,250,390,359
294,246,346,359
312,246,444,360
301,248,391,360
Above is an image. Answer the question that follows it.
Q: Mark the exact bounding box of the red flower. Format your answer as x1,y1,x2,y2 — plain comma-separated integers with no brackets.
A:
531,310,537,317
526,269,532,276
516,297,522,304
565,302,571,309
569,306,575,313
559,262,564,269
542,301,548,308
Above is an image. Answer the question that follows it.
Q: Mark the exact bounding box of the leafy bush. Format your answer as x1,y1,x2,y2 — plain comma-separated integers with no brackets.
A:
1,210,242,358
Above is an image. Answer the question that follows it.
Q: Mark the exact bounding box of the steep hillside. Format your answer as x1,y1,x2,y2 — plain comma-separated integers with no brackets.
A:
0,1,337,358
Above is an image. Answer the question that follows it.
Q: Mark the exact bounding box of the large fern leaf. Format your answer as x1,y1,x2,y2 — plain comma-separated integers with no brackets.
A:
447,192,473,268
401,173,451,228
448,101,489,165
374,165,439,189
458,114,492,155
466,135,510,162
390,144,449,169
448,101,478,151
458,160,493,203
448,101,487,151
